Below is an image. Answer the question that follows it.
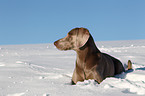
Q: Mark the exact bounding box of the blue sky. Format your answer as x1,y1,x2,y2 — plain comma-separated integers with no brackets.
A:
0,0,145,45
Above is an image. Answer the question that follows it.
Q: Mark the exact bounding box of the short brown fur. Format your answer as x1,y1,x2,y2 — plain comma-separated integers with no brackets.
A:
54,27,132,84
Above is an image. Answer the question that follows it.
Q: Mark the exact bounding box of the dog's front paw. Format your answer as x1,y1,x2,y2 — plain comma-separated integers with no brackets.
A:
71,80,76,85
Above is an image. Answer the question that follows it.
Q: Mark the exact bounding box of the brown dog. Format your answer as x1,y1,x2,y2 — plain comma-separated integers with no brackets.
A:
54,27,132,84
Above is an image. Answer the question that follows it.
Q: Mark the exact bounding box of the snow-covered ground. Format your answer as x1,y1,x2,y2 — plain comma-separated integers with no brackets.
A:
0,40,145,96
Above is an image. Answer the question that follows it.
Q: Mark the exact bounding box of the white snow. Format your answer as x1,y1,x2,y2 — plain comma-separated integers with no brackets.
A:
0,40,145,96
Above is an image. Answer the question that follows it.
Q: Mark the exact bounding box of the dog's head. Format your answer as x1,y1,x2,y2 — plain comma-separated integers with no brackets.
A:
54,28,90,51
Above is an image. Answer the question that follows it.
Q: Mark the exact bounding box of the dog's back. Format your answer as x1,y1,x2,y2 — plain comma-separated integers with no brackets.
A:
102,53,125,75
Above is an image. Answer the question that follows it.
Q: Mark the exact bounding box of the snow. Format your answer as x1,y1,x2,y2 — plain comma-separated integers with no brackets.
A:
0,40,145,96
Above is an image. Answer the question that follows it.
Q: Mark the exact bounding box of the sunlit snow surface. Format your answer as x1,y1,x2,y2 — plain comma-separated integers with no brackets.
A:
0,40,145,96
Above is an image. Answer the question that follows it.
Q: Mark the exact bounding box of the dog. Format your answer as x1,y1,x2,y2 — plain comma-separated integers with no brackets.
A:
54,27,132,84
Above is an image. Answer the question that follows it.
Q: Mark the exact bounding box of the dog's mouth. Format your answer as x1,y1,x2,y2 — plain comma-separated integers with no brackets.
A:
54,40,73,51
56,45,71,51
54,44,72,51
54,41,67,50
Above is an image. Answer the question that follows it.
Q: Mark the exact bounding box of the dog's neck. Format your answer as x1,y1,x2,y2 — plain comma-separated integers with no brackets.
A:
76,35,101,63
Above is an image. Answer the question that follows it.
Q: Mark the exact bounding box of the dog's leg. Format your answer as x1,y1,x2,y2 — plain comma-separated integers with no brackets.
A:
71,68,84,85
93,71,103,84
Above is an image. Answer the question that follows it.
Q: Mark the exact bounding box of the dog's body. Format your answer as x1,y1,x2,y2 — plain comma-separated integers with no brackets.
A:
54,28,131,84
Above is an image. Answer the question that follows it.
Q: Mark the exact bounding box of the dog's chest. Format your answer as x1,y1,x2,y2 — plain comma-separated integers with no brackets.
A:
77,59,95,80
83,68,94,80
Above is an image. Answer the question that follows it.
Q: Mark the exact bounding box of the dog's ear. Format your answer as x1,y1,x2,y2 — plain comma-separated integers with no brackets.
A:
76,28,90,48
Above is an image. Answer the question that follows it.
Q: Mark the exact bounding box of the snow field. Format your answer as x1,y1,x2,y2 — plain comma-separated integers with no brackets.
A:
0,40,145,96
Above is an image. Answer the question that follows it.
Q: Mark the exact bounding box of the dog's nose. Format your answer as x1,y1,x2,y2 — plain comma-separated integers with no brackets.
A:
54,41,58,46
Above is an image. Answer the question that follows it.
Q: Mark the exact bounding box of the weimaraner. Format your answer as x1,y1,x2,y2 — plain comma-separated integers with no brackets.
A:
54,27,132,84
